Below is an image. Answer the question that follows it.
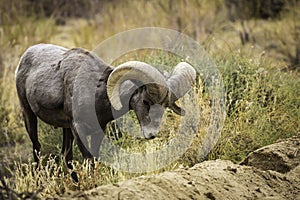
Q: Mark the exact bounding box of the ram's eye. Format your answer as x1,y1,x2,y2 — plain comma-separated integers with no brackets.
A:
143,100,150,106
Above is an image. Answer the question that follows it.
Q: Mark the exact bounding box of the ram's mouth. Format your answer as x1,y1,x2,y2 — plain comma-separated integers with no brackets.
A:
141,126,159,139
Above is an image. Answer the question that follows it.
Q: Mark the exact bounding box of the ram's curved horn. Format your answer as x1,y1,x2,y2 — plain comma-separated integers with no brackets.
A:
167,62,196,100
107,61,168,110
167,62,196,115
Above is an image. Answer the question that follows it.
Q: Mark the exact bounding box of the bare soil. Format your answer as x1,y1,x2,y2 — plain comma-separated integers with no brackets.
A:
61,137,300,200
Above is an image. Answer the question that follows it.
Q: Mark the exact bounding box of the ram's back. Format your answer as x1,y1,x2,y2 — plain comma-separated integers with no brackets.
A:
15,44,111,128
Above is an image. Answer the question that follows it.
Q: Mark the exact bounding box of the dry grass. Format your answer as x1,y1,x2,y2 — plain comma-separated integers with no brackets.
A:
0,0,299,198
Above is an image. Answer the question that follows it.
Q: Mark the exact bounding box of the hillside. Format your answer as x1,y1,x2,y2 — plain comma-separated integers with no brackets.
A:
60,137,300,200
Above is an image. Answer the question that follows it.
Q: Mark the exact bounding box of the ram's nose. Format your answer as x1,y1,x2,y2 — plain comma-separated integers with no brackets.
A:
146,133,155,139
142,128,157,139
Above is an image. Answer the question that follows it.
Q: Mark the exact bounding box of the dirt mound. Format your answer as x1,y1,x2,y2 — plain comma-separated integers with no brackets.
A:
241,136,300,173
62,137,300,200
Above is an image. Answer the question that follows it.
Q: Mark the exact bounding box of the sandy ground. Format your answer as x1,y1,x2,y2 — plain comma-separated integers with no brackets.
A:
60,136,300,200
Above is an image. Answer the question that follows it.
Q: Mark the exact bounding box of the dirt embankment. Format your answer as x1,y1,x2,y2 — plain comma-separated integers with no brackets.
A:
62,137,300,200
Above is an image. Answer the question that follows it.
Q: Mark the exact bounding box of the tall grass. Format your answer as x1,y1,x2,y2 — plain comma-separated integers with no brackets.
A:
0,0,300,198
209,53,300,162
0,18,57,147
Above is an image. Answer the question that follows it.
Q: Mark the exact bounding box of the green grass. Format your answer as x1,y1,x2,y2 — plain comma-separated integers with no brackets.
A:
209,54,300,162
0,0,300,198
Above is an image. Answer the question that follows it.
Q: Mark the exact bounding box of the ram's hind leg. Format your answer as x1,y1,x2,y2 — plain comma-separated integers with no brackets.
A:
22,107,40,164
62,128,78,182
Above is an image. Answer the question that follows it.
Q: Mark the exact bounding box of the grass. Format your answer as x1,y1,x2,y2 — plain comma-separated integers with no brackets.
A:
0,0,300,198
209,53,300,162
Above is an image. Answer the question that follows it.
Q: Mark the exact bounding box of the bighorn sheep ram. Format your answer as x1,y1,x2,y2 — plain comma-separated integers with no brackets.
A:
15,44,196,181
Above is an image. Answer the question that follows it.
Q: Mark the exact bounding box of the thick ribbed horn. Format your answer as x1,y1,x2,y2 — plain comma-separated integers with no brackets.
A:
107,61,167,110
167,62,196,115
167,62,196,100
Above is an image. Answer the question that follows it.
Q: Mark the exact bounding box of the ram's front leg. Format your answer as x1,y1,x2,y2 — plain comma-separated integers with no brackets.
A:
90,130,104,159
67,126,96,181
70,127,94,160
61,128,78,182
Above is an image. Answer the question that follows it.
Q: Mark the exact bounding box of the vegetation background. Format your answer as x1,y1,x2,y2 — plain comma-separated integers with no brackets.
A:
0,0,299,198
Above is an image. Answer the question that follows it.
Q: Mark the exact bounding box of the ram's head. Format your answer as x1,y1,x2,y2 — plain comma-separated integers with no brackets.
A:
107,61,196,139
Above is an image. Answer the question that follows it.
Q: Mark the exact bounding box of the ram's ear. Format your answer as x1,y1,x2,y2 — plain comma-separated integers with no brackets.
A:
169,102,185,116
